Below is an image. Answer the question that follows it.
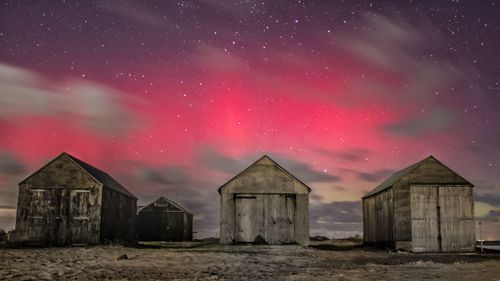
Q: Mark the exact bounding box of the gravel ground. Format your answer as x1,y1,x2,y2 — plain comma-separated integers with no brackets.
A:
1,243,499,280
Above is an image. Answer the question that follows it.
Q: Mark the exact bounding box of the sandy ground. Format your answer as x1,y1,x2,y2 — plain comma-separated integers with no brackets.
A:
1,242,500,281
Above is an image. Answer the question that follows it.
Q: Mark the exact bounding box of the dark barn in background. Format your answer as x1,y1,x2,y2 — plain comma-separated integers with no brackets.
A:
363,156,475,252
136,197,193,242
13,152,137,245
219,155,310,245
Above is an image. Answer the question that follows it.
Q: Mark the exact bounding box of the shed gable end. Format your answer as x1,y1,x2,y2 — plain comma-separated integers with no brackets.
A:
408,157,472,185
20,154,100,188
218,155,310,194
139,197,190,213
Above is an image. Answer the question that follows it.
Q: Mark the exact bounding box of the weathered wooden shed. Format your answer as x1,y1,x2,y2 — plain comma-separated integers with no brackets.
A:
136,196,193,242
14,152,137,245
362,156,475,252
219,155,310,245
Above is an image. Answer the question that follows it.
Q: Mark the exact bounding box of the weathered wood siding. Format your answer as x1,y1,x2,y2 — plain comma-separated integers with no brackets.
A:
100,188,136,242
392,178,412,250
364,156,474,252
15,155,102,245
136,197,192,242
411,185,475,252
410,185,440,252
219,157,309,245
136,211,192,242
362,188,393,244
408,158,470,185
439,186,475,252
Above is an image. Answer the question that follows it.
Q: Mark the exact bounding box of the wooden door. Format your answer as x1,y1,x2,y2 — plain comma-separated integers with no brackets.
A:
411,186,440,252
284,195,296,243
163,213,184,241
27,189,58,243
439,186,475,252
266,195,295,244
69,190,91,245
235,194,264,243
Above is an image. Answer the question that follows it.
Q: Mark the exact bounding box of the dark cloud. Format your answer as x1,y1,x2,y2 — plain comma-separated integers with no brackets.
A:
198,146,248,174
134,164,190,187
475,193,500,208
309,200,363,237
0,152,27,231
314,147,370,163
382,108,458,137
476,210,500,223
310,200,362,225
272,154,342,183
343,168,395,183
0,151,27,175
309,193,324,202
0,206,16,231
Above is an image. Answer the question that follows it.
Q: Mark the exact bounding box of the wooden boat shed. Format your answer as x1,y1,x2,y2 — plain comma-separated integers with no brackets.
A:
136,196,193,242
13,152,137,245
362,156,475,252
219,155,310,245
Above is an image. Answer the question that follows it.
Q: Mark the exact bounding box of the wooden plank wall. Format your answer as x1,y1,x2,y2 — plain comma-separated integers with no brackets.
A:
14,155,101,245
362,188,393,244
438,186,475,252
392,179,412,250
100,188,136,242
219,157,309,245
410,185,440,252
410,185,475,252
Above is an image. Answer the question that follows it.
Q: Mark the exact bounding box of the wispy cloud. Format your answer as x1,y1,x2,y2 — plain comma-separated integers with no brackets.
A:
0,63,144,135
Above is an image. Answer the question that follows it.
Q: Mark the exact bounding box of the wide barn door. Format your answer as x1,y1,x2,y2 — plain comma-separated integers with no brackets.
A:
266,195,295,244
411,186,440,252
439,186,475,252
69,190,91,244
235,194,264,243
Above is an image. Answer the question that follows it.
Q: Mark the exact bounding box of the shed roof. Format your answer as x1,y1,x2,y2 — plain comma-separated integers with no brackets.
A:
362,155,473,199
217,155,312,193
20,152,136,199
139,196,192,214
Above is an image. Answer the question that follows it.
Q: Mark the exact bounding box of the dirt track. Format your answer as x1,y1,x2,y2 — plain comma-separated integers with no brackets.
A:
1,243,500,280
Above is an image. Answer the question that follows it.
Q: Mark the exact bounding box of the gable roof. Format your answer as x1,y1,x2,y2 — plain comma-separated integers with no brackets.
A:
217,155,312,193
139,196,192,214
362,155,473,199
20,152,136,199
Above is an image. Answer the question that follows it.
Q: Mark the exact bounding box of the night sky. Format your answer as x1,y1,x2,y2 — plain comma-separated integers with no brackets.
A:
1,0,499,239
